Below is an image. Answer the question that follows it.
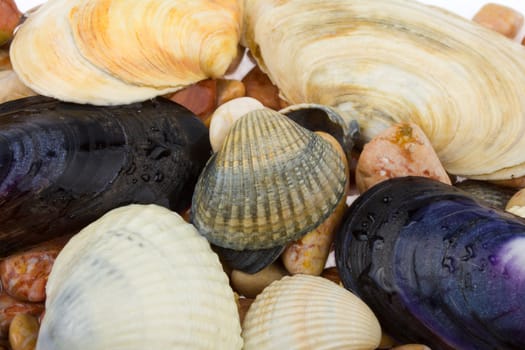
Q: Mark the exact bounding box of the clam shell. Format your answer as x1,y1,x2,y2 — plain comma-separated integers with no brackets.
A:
11,0,241,105
212,244,285,274
37,204,243,350
243,0,525,180
191,109,347,250
242,274,382,349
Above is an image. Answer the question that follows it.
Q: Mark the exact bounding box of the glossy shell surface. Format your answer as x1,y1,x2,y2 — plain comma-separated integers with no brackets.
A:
0,96,210,255
335,176,525,350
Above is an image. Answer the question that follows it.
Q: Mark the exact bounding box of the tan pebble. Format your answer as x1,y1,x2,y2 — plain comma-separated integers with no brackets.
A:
320,267,341,285
377,332,398,348
0,0,21,46
230,262,288,298
236,297,254,325
242,65,286,110
208,97,264,152
505,187,525,217
355,123,451,193
167,79,217,125
0,291,44,338
473,3,523,38
9,313,38,350
391,344,432,350
216,79,246,106
282,132,348,276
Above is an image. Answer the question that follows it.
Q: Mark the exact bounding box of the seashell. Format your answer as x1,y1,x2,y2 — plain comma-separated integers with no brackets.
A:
212,244,285,274
37,204,243,350
0,96,210,256
505,187,525,218
191,108,347,250
10,0,242,105
280,103,359,161
242,274,382,350
455,179,516,210
242,0,525,180
335,176,525,349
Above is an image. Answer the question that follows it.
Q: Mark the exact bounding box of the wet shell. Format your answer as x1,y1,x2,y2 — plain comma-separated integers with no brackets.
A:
335,176,525,350
37,204,243,350
212,244,285,274
242,274,381,349
280,103,359,160
191,108,347,250
0,96,210,255
243,0,525,180
11,0,242,105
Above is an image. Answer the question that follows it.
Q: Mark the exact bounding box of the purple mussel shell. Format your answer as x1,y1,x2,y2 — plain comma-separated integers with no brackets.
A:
335,176,525,350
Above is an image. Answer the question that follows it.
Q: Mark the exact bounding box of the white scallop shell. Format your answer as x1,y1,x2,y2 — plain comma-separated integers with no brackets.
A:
242,274,381,350
37,204,243,350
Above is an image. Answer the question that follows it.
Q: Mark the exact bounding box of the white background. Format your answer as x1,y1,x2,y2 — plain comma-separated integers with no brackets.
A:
14,0,525,18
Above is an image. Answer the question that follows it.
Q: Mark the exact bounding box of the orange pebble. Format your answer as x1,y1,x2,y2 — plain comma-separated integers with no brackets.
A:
168,79,217,124
242,66,286,110
473,3,524,38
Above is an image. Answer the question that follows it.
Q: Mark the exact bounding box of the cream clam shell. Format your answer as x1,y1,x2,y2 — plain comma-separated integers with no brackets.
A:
11,0,242,105
242,0,525,180
191,108,347,250
242,274,382,349
37,204,243,350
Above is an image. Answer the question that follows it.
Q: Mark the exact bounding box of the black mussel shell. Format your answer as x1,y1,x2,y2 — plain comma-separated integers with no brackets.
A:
0,96,211,255
212,244,286,274
455,180,516,210
335,176,525,350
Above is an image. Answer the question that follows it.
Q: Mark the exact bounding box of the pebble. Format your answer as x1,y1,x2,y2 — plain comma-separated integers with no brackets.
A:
473,3,523,39
216,79,246,106
230,262,288,298
167,79,217,125
9,314,38,350
355,123,451,193
242,66,288,110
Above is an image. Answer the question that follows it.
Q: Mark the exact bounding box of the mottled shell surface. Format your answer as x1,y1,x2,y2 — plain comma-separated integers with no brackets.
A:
37,204,243,350
191,109,347,250
243,0,525,180
11,0,242,105
242,274,381,350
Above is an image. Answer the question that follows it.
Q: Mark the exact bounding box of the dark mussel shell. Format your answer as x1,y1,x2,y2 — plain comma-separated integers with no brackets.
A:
0,96,211,255
212,244,286,274
280,103,360,159
455,179,516,210
335,176,525,350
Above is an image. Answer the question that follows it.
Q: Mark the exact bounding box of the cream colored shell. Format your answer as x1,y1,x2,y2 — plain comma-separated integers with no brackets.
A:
191,109,347,250
37,204,243,350
242,0,525,180
242,274,382,349
11,0,242,105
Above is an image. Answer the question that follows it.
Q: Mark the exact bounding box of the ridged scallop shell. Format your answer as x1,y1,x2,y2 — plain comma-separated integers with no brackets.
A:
243,0,525,180
191,109,347,250
11,0,242,105
242,274,381,350
37,204,243,350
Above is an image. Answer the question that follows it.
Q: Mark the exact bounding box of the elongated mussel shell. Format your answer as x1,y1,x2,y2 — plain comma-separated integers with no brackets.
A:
191,108,347,250
37,204,242,350
335,176,525,350
0,96,210,255
243,0,525,180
